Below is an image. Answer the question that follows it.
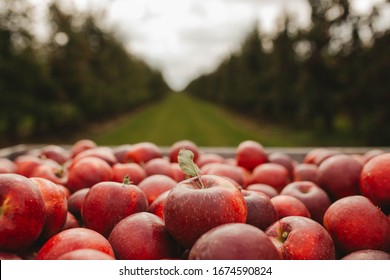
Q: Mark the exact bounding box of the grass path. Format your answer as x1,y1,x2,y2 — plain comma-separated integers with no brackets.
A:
88,92,324,147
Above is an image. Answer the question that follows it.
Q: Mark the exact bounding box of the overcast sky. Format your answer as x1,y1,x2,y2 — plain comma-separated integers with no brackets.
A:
31,0,389,91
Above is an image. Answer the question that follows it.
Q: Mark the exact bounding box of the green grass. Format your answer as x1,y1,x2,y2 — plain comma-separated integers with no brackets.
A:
88,92,362,147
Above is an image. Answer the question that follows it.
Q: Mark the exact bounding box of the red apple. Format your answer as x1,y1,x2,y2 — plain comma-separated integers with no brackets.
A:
195,153,225,168
40,145,70,165
242,190,278,230
245,183,279,198
362,149,385,164
317,154,362,201
0,158,16,173
250,163,291,192
57,248,115,260
113,144,133,163
360,153,390,213
62,212,80,230
144,157,175,179
170,162,186,182
72,146,117,166
323,195,390,255
189,223,281,260
293,163,319,184
108,212,181,260
280,181,331,223
0,174,46,252
149,190,170,220
30,177,68,242
266,216,335,260
111,162,146,185
270,194,311,219
70,139,97,157
14,154,44,177
169,140,199,163
164,174,247,248
201,162,246,187
0,252,22,260
67,188,90,221
236,140,268,171
124,142,162,164
36,228,115,260
268,152,295,179
138,174,177,205
341,249,390,260
30,162,68,185
82,180,148,238
66,156,113,193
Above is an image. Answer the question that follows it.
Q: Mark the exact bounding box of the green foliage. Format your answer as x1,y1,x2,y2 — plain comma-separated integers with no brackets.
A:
186,0,389,146
0,1,168,147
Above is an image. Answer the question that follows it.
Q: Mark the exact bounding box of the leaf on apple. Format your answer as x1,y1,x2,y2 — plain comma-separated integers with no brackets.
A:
178,148,205,188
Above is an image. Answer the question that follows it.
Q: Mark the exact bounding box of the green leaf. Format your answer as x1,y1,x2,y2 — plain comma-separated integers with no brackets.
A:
178,148,201,178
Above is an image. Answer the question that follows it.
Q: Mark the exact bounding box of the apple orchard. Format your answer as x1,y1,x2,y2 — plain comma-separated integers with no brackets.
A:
0,139,389,260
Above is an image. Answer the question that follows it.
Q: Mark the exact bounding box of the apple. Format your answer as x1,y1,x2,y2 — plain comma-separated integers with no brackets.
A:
266,216,335,260
164,173,247,248
169,140,199,163
189,223,281,260
360,153,390,213
62,212,80,231
82,179,149,238
66,156,113,193
268,152,295,179
293,163,319,184
108,212,181,260
270,194,311,219
113,144,133,163
40,144,70,165
149,190,170,220
138,174,177,205
0,174,46,252
57,248,115,260
30,162,68,185
36,228,115,260
195,153,225,168
242,189,278,230
236,140,268,171
245,183,278,198
362,149,385,164
70,139,97,157
0,158,16,173
111,162,146,185
280,181,331,223
341,249,390,260
30,177,68,242
317,154,362,201
67,188,90,221
250,163,291,192
124,142,162,164
303,148,340,166
0,252,22,260
201,162,246,187
323,195,390,255
144,157,175,179
14,154,44,177
72,146,117,166
170,162,186,182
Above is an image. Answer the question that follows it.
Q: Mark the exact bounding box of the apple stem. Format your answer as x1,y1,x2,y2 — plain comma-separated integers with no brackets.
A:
178,148,205,189
122,175,132,185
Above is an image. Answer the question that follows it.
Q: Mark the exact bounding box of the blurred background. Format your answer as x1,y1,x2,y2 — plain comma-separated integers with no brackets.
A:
0,0,389,148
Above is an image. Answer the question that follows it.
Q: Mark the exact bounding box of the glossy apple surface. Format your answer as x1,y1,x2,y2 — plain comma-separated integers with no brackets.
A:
236,140,268,171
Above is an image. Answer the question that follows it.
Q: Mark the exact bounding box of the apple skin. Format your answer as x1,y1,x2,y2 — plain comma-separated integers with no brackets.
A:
149,190,170,220
67,188,90,221
30,162,68,185
14,154,44,177
170,162,187,182
62,212,80,230
0,158,16,173
66,156,113,193
323,195,390,255
70,139,97,157
266,216,336,260
108,212,181,260
57,248,115,260
0,251,22,260
169,140,199,163
0,174,46,253
82,181,149,238
201,162,246,187
317,154,362,201
36,228,115,260
268,152,296,179
360,153,390,213
250,163,291,192
341,249,390,260
164,174,247,248
72,147,117,166
30,177,68,242
125,142,162,164
40,145,70,165
245,183,278,198
280,181,331,223
111,162,146,185
270,194,311,219
138,174,177,205
293,163,319,184
144,157,176,179
195,153,225,168
189,223,281,260
242,190,278,230
236,140,268,171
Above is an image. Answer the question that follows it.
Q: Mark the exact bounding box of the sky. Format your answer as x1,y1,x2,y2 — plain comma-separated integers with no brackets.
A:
30,0,389,91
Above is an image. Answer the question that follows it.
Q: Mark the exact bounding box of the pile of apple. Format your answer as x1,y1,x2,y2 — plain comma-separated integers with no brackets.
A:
0,139,389,260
